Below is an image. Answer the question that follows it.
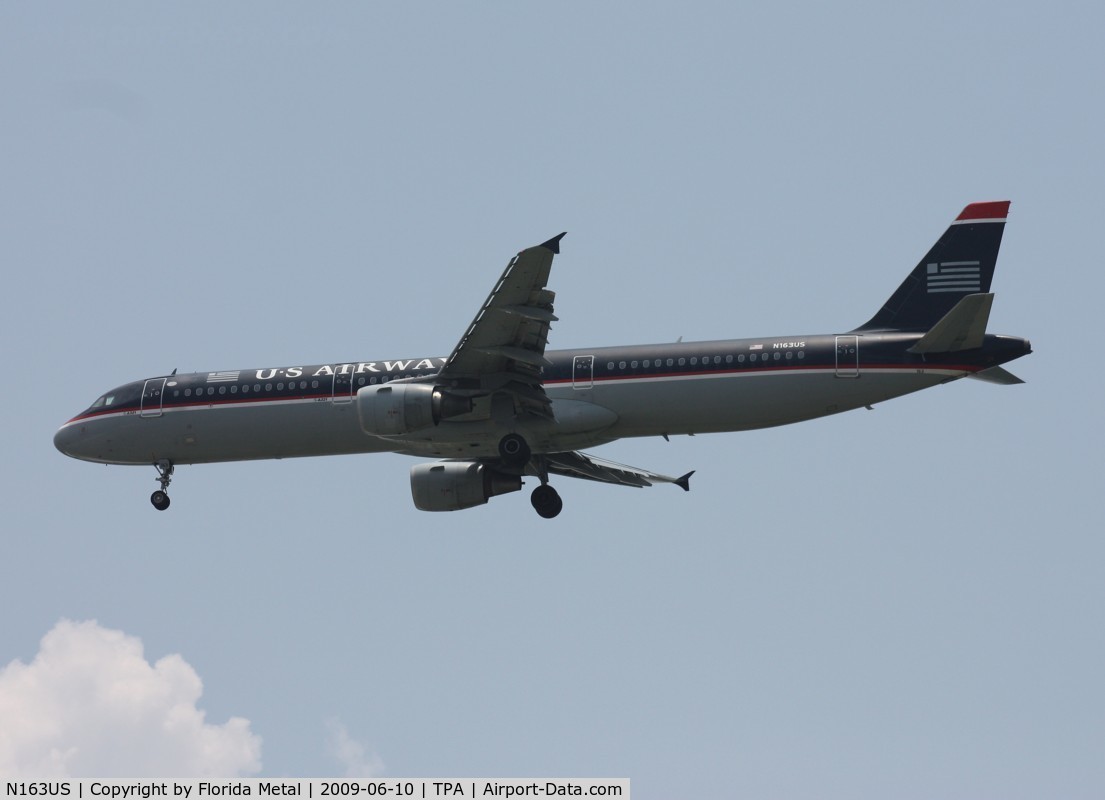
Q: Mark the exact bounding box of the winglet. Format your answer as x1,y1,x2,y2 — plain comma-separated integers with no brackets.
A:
675,471,695,492
540,232,567,254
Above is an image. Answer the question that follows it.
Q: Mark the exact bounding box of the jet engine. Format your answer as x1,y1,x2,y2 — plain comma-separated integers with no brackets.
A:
357,384,472,436
410,462,522,512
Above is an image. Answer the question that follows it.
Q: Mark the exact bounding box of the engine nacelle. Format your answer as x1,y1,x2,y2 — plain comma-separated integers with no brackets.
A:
357,383,472,436
410,462,523,512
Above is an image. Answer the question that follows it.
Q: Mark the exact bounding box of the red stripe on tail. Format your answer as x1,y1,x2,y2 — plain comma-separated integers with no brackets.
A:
956,201,1011,221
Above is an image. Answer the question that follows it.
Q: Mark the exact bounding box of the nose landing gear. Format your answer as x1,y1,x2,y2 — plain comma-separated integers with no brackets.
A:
151,460,174,511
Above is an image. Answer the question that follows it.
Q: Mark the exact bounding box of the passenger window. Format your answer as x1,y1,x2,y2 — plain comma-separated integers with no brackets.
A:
786,351,793,360
619,361,626,369
738,354,745,363
254,384,261,392
219,386,226,394
231,386,238,393
184,389,191,397
312,380,319,388
798,351,805,359
666,358,674,367
265,384,272,391
774,352,781,361
678,358,686,366
725,355,733,364
607,362,614,370
631,360,638,368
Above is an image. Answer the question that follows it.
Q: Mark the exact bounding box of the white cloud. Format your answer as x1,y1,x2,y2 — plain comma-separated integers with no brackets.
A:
0,619,262,778
326,719,384,778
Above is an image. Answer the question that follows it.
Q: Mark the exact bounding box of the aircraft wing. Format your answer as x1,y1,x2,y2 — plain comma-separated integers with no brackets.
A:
541,451,694,491
433,233,566,418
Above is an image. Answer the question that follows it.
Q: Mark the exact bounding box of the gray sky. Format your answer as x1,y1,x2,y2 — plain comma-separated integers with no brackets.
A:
1,2,1102,796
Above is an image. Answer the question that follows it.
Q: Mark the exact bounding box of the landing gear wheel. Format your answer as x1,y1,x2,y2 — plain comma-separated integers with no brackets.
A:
498,433,531,467
531,484,563,519
151,459,174,511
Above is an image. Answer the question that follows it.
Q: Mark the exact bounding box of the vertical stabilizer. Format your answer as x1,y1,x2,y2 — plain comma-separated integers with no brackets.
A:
855,201,1010,332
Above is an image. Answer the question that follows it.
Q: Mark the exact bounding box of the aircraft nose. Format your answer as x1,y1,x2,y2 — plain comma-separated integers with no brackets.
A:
54,422,83,458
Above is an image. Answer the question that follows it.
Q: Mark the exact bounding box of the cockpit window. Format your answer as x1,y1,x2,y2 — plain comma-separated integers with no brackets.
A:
91,395,115,409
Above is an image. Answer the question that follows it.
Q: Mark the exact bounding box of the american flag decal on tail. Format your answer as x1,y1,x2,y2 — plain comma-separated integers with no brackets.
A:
927,261,981,294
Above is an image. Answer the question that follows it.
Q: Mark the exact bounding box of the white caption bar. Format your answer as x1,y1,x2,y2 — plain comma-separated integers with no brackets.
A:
2,780,630,800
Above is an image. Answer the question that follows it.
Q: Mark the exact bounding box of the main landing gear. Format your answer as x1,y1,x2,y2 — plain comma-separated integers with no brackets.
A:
530,483,563,519
500,433,563,519
151,460,173,511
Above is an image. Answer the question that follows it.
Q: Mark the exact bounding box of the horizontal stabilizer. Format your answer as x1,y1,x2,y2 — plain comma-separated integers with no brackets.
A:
969,365,1025,385
907,293,994,354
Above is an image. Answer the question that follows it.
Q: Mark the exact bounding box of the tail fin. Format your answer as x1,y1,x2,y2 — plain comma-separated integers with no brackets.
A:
854,201,1010,332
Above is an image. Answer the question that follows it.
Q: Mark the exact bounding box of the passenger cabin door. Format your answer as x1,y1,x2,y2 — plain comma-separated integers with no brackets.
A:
572,355,594,401
140,378,166,418
835,335,859,378
332,369,354,404
572,355,594,389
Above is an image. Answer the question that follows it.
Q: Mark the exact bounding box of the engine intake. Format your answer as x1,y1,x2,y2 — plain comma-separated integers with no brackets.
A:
357,384,473,436
410,462,523,512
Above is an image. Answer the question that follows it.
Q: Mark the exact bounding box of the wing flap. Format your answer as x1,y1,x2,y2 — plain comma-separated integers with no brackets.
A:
501,304,559,323
477,344,553,368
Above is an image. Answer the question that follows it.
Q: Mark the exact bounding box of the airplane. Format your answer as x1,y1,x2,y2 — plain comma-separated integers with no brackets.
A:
54,200,1031,519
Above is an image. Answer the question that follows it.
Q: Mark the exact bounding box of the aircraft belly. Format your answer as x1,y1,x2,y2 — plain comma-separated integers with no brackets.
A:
76,401,393,466
589,370,953,437
389,398,620,459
